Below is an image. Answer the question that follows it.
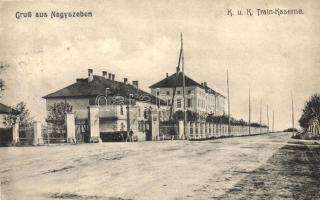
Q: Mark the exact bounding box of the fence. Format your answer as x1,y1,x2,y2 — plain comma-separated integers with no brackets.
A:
42,123,67,144
188,122,268,140
18,125,34,145
159,124,179,140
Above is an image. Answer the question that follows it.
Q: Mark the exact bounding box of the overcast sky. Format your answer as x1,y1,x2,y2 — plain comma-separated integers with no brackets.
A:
0,0,319,130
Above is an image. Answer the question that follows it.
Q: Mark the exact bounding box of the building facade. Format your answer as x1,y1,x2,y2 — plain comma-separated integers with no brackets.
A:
150,72,226,120
43,69,167,141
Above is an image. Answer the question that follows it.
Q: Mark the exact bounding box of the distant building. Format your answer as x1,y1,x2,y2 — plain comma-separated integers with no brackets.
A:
150,72,226,120
43,69,167,141
308,118,319,135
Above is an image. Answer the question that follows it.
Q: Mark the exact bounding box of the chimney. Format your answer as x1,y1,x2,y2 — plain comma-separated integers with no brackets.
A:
124,78,128,84
108,73,112,79
204,82,207,87
88,69,93,82
166,73,169,78
132,81,139,89
102,71,107,79
111,74,115,81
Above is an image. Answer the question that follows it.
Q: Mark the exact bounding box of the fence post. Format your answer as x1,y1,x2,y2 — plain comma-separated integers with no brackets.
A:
88,106,101,143
12,123,19,145
195,122,198,139
66,113,76,143
178,121,184,139
151,111,159,140
186,122,190,140
193,122,196,139
33,121,43,146
202,122,205,139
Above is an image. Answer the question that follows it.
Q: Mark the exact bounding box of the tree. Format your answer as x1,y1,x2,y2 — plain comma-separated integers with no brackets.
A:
4,102,33,127
46,102,73,125
0,62,9,99
299,94,320,131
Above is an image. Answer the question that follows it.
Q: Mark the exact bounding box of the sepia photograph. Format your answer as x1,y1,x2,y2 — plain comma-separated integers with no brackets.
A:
0,0,319,199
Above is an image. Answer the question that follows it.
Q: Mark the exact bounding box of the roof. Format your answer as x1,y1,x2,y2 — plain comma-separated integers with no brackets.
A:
150,72,202,89
43,75,166,105
150,72,225,98
0,103,13,114
203,85,225,98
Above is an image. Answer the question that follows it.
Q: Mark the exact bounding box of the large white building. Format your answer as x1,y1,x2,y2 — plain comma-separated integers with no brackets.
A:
43,69,167,141
150,72,226,120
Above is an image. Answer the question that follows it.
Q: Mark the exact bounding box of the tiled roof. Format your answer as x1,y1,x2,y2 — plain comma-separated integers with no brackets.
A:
43,75,166,105
150,72,202,88
0,103,13,114
150,72,225,97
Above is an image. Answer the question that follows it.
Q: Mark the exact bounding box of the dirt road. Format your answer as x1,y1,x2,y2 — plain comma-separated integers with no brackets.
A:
1,132,319,200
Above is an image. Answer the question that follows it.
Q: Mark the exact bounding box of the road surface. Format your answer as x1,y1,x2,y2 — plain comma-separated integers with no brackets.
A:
0,132,319,200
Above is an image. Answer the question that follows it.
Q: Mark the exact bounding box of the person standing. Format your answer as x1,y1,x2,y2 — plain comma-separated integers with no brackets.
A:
129,129,134,142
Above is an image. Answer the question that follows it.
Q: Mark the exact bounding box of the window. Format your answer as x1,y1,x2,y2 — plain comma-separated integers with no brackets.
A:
188,90,191,94
120,122,125,131
177,99,182,108
166,91,170,95
120,106,124,115
187,98,192,108
167,99,171,105
156,91,160,96
177,90,181,95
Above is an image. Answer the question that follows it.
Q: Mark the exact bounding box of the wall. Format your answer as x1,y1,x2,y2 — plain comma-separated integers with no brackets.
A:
188,122,268,140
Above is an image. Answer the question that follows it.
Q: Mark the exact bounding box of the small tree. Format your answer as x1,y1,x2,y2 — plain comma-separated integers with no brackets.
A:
46,102,73,138
4,102,33,127
46,102,73,125
299,94,320,131
0,62,9,99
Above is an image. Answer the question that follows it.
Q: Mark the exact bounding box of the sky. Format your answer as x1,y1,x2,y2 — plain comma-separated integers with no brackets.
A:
0,0,319,131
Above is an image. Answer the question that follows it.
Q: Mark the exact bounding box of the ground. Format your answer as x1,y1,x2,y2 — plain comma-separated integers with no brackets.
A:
0,132,320,200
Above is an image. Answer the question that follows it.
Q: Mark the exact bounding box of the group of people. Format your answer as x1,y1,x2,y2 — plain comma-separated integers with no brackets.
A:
120,130,134,142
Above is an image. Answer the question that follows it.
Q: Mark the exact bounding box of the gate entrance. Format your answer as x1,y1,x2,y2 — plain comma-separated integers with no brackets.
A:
145,121,152,141
19,125,34,145
75,119,90,143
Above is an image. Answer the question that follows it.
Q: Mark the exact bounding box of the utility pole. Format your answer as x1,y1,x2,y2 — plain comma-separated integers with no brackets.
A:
267,104,269,133
260,98,262,134
291,92,295,134
249,88,251,135
272,111,274,132
181,33,187,139
227,69,231,136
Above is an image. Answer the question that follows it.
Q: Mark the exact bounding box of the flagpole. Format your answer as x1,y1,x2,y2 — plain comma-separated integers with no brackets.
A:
181,33,187,139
